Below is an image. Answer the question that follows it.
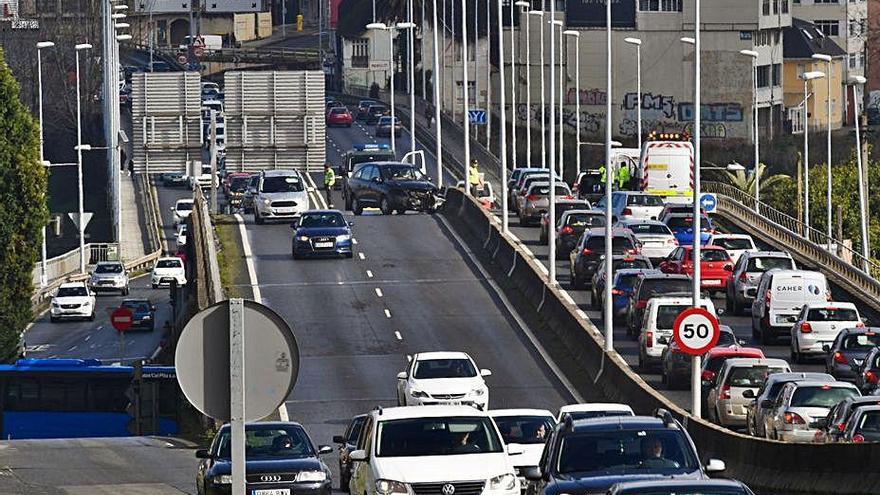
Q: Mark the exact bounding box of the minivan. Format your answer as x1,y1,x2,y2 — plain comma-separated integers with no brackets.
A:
750,269,830,344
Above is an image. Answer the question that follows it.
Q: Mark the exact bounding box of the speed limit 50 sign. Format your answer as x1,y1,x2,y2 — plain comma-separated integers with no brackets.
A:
672,308,720,356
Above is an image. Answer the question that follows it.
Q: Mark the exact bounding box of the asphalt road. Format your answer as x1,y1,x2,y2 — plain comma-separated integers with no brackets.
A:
234,122,577,483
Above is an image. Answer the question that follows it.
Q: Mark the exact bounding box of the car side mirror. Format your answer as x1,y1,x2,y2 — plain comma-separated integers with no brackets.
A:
742,389,755,399
724,265,733,272
151,305,157,311
760,399,773,409
332,435,345,444
480,369,492,377
349,449,367,462
195,449,212,459
737,339,746,346
397,372,408,380
521,466,542,481
318,445,333,455
705,458,726,473
290,222,299,229
746,288,758,298
372,176,383,184
348,221,355,227
716,308,725,317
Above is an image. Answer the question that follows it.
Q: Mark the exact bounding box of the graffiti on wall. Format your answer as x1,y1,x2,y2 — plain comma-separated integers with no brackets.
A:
868,90,880,111
517,104,605,135
565,88,608,106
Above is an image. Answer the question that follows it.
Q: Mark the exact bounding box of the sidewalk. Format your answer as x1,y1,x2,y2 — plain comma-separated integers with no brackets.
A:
120,173,147,262
240,25,319,49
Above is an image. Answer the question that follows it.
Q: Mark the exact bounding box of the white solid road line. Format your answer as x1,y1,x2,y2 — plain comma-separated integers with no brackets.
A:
304,172,329,210
436,214,585,403
234,213,288,421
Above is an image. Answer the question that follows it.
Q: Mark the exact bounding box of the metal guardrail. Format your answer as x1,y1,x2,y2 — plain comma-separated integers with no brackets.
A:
132,43,320,68
705,181,880,314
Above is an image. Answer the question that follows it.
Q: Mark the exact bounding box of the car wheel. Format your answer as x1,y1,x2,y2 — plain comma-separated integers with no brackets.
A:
380,196,393,215
254,210,264,224
122,287,129,296
352,197,363,216
760,320,774,345
344,191,353,211
151,283,158,289
50,315,58,323
345,252,354,259
88,312,95,322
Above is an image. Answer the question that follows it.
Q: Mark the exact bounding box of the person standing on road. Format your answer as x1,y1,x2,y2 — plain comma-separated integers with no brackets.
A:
468,159,482,196
323,162,336,207
617,163,630,191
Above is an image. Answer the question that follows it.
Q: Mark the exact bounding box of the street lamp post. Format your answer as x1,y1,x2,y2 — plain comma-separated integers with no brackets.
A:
74,43,92,274
485,0,491,153
548,1,557,284
603,0,614,353
564,31,580,177
431,0,443,187
461,0,471,190
740,49,759,212
529,10,545,169
497,0,509,233
553,19,563,180
36,41,54,287
517,2,532,166
849,75,870,270
813,53,833,250
624,37,642,153
801,70,825,232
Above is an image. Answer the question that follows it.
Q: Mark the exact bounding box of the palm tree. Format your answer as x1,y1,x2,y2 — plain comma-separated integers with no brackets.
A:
716,163,791,196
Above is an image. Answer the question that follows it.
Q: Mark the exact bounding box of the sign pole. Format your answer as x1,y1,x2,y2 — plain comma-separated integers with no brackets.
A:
691,355,701,417
210,110,218,214
230,298,246,495
120,331,126,363
672,307,719,418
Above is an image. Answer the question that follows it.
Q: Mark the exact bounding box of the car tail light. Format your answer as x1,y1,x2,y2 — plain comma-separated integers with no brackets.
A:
853,433,866,443
646,331,653,348
800,322,813,333
582,248,593,256
719,384,731,400
833,352,848,365
701,370,715,382
561,226,573,235
527,194,538,201
867,371,879,384
739,272,748,281
635,299,648,309
838,423,846,432
563,195,574,200
784,412,806,425
622,207,633,216
611,288,623,296
765,290,772,306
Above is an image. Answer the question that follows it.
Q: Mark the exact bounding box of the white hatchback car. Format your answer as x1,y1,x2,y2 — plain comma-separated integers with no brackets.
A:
790,302,863,364
151,256,187,288
176,223,188,247
50,282,96,322
348,406,521,495
397,352,491,410
638,296,716,371
171,198,194,226
489,409,556,485
706,234,757,264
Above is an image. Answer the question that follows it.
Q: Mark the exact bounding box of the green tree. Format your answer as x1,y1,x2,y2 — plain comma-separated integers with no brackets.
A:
0,49,49,360
717,163,792,197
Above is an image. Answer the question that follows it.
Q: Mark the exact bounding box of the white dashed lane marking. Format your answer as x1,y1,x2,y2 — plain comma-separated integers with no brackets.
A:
375,288,383,298
395,331,403,341
384,309,392,318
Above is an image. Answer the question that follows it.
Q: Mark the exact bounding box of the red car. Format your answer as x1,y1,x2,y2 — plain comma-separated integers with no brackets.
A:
658,245,733,292
326,106,353,127
700,346,765,385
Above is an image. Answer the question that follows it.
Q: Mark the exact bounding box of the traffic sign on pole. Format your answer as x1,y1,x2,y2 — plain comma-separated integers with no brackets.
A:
699,193,718,213
468,109,487,125
673,307,719,419
110,306,134,333
194,47,204,58
177,54,187,65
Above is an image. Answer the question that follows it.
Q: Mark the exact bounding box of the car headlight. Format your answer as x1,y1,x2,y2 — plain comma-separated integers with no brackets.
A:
82,301,91,307
296,470,327,482
471,387,486,397
214,474,232,484
375,479,409,495
488,473,517,491
142,315,152,319
410,390,429,398
263,199,271,205
298,235,310,242
336,234,351,242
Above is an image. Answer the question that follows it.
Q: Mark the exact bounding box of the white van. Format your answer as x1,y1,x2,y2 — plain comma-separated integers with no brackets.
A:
750,269,830,344
639,137,694,201
639,296,717,371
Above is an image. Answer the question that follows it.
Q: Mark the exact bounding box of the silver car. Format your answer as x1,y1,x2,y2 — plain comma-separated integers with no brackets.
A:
765,380,861,442
519,181,572,227
706,357,790,428
253,169,312,224
616,218,678,261
724,251,795,315
87,261,129,295
744,372,833,438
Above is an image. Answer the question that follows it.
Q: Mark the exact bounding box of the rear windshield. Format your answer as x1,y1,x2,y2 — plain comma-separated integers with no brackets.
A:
627,223,672,235
713,238,754,250
330,108,348,114
842,333,880,350
586,236,635,251
791,386,859,408
626,195,664,206
554,203,587,222
746,256,793,272
696,250,730,262
666,216,711,230
856,411,880,434
639,278,691,297
716,330,736,347
262,176,304,193
727,366,787,388
807,308,859,322
613,258,652,271
566,214,605,228
616,274,640,290
176,202,193,211
531,185,570,196
656,305,702,329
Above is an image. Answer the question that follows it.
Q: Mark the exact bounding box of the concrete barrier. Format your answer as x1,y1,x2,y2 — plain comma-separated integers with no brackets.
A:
439,188,880,495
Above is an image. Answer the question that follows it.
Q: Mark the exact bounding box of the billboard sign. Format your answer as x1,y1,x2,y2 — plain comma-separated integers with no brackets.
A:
204,0,261,13
565,0,636,28
135,0,192,14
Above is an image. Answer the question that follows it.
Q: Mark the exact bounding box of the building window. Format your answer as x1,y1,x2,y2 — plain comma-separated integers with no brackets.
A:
773,30,780,44
757,65,770,88
797,63,805,77
772,64,781,86
782,0,789,12
638,0,682,11
814,0,838,3
763,0,770,14
814,19,839,36
351,38,369,68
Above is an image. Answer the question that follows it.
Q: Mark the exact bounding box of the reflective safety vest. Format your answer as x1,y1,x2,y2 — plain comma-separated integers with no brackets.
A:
324,168,336,187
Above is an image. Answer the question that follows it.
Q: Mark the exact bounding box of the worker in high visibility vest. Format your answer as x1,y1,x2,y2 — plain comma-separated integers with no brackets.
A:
468,159,482,196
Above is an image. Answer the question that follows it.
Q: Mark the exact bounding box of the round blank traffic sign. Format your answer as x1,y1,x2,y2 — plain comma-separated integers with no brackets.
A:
672,308,720,356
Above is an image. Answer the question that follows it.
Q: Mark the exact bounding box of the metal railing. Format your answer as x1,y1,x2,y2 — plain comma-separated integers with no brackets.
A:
705,181,880,313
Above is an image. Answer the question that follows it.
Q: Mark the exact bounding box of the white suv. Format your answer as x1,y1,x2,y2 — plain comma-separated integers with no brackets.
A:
254,170,312,224
151,256,187,288
50,282,96,322
397,352,491,410
348,406,520,495
790,302,863,364
638,296,716,372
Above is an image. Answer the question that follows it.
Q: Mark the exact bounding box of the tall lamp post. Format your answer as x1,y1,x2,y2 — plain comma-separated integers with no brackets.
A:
516,1,531,165
603,0,614,353
528,10,545,169
36,40,54,287
431,0,443,187
812,53,833,250
624,37,642,152
74,43,92,274
497,0,509,233
461,0,471,189
407,0,416,156
849,75,870,270
548,1,557,284
801,70,825,232
564,30,580,176
739,49,759,212
553,19,563,180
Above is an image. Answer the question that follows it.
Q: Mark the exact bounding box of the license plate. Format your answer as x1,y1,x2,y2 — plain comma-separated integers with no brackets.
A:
703,279,721,286
254,490,290,495
276,208,294,214
777,315,793,323
315,242,334,248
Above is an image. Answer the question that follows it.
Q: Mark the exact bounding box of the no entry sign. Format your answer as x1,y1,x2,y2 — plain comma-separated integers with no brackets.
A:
110,306,134,333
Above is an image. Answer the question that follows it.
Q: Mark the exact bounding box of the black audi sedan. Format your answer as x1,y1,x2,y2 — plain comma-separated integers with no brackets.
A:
196,422,333,495
290,210,353,259
343,162,438,215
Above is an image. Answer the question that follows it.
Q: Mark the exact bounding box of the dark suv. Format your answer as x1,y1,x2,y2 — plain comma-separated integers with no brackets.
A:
568,227,640,289
522,410,725,495
625,273,692,337
343,162,438,215
824,327,880,381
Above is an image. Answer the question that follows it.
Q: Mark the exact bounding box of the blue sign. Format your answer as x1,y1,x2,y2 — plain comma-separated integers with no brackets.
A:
468,109,487,125
700,193,717,213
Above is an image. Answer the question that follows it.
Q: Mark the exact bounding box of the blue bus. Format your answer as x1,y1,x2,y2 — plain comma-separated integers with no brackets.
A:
0,359,180,439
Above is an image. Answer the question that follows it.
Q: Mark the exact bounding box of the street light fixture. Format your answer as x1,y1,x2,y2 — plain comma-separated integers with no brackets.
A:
603,0,614,353
739,49,759,212
812,53,833,250
430,0,443,187
848,74,869,269
36,40,54,287
548,1,558,285
460,0,471,191
624,37,643,154
74,43,92,274
801,70,825,231
111,12,125,19
116,34,132,41
529,10,546,169
564,30,581,177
